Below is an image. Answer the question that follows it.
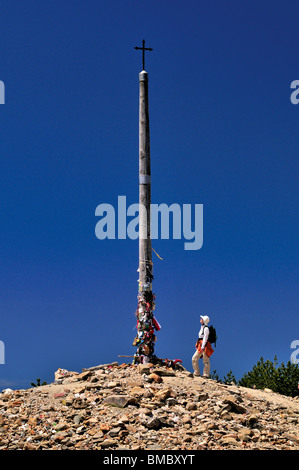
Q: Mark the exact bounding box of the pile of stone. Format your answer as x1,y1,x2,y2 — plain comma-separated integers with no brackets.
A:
0,361,298,450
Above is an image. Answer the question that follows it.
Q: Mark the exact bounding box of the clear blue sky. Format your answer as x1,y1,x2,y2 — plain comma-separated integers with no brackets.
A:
0,0,298,390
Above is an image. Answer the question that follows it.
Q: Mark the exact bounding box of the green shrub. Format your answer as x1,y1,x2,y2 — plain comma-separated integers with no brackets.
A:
216,356,299,397
31,378,47,387
238,356,299,397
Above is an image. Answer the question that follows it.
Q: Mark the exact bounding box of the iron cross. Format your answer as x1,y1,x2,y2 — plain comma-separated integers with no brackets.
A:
134,40,153,70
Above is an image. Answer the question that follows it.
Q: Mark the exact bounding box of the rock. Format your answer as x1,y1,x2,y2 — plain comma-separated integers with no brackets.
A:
220,436,239,446
197,393,209,401
283,433,299,444
91,431,104,440
75,425,86,434
85,417,98,426
54,369,70,381
223,396,247,414
53,430,69,441
166,398,177,406
73,414,83,425
143,417,161,430
138,364,153,375
77,371,93,381
149,373,163,383
247,414,259,426
181,415,192,425
108,427,122,437
73,386,86,394
141,403,156,410
130,386,145,396
139,407,152,416
102,395,136,408
186,402,197,411
154,388,172,401
238,428,252,442
100,423,111,432
24,442,39,450
143,389,154,398
54,392,67,399
153,368,176,377
64,394,75,406
28,416,37,426
107,382,120,388
221,411,232,420
99,439,117,448
146,444,162,450
0,362,298,451
72,398,87,409
55,422,68,431
126,424,138,433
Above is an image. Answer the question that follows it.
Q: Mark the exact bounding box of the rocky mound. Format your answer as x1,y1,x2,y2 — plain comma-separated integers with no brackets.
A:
0,362,298,450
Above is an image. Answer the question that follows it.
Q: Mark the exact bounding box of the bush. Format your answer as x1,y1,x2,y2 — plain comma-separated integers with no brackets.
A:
31,378,47,387
238,356,299,397
218,356,299,397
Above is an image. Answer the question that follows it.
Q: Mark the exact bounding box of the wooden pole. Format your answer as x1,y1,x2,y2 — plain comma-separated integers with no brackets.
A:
133,70,157,364
139,71,152,284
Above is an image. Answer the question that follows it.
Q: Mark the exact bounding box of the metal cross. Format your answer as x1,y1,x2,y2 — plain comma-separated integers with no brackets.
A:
134,40,153,70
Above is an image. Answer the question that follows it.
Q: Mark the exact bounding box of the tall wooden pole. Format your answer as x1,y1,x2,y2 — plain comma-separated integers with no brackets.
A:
133,42,157,364
139,70,152,287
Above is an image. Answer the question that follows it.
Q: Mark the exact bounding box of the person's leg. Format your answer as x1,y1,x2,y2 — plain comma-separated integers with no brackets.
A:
192,350,202,376
202,353,210,377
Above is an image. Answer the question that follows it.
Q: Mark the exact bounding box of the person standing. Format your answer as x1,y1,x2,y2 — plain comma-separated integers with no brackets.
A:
192,315,214,377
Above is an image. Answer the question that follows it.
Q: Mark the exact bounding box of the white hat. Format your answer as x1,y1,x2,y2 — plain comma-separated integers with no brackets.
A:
200,315,210,325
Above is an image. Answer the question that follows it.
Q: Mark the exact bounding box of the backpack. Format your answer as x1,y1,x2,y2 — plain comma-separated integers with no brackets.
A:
207,325,217,346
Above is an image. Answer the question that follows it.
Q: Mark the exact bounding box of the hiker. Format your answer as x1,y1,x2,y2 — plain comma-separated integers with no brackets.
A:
192,315,214,378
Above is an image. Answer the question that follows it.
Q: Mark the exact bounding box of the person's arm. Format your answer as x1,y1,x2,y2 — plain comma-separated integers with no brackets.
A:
201,326,209,350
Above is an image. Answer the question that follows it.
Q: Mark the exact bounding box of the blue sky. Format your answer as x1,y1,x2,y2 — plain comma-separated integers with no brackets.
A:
0,0,298,389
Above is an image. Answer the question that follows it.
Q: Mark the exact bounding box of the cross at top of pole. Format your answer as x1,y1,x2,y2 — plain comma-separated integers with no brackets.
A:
134,39,153,71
